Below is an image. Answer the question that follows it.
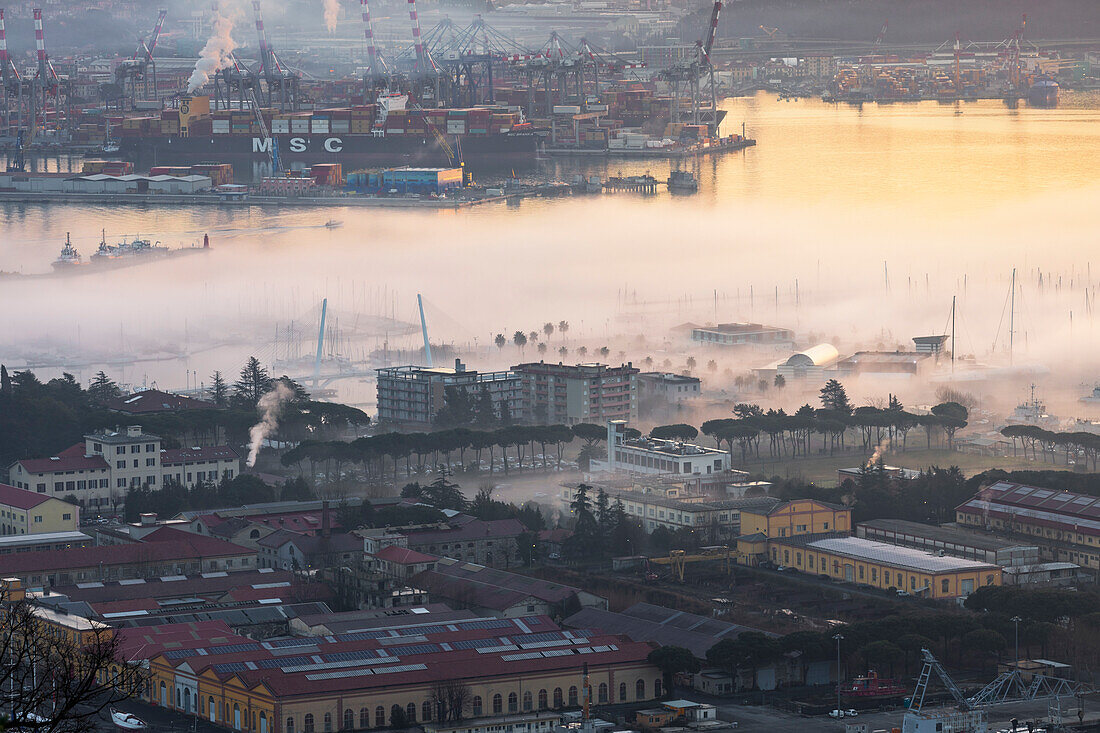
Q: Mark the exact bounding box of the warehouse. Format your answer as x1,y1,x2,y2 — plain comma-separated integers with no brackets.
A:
955,481,1100,571
767,533,1002,599
856,518,1040,566
346,167,463,195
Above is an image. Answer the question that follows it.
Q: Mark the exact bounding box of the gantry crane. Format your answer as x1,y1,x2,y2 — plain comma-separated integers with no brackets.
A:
115,9,167,107
0,9,25,137
31,7,64,137
252,0,300,110
659,0,723,134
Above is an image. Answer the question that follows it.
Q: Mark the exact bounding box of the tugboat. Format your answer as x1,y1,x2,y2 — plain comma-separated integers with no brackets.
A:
839,670,908,700
110,708,148,730
51,233,84,271
324,219,343,229
667,170,699,194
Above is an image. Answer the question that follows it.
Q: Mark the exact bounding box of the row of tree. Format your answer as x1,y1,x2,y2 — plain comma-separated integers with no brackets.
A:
1001,424,1100,470
122,474,315,522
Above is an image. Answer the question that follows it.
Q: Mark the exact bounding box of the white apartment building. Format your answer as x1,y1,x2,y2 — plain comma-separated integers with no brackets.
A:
590,420,731,476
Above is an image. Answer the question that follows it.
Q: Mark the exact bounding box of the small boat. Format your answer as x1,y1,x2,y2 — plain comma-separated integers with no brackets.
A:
667,170,699,193
110,708,148,730
324,219,343,228
52,233,84,271
91,229,170,263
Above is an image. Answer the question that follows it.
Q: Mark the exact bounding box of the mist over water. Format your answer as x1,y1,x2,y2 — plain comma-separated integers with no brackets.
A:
2,94,1099,417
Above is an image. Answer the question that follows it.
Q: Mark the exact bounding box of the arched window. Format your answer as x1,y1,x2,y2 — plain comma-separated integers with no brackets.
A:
286,718,295,733
324,712,333,732
492,694,503,714
360,708,370,729
598,683,608,703
159,681,166,707
210,697,217,723
636,679,645,699
233,703,241,731
184,688,191,712
406,703,416,723
538,690,548,710
508,692,518,713
553,688,563,708
259,712,268,733
619,683,626,702
343,710,353,730
422,701,432,722
568,686,578,706
375,707,385,727
390,705,402,725
654,678,662,698
523,691,533,711
472,696,483,717
177,689,182,708
304,713,315,733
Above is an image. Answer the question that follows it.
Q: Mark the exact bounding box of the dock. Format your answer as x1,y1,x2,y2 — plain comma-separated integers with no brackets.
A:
603,174,659,194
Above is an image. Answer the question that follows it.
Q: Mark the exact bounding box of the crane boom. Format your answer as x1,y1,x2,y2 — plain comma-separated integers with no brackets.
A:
0,9,20,82
911,649,969,713
253,1,271,79
247,86,279,173
145,9,167,61
872,19,888,52
360,0,387,75
703,0,722,58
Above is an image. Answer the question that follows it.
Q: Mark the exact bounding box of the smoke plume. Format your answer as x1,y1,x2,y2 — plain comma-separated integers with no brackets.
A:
866,437,891,468
323,0,340,32
188,13,237,93
246,381,294,467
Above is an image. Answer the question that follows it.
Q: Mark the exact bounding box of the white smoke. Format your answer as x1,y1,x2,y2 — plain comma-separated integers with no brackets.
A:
866,437,891,468
246,381,295,468
323,0,340,32
188,13,237,93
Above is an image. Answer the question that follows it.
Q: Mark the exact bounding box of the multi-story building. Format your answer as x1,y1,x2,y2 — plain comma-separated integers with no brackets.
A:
512,362,638,425
7,426,240,510
401,518,527,568
595,420,730,476
375,360,523,427
955,481,1100,572
561,484,778,543
738,499,851,540
764,534,1002,599
0,483,80,535
637,372,701,417
689,323,794,348
0,531,92,554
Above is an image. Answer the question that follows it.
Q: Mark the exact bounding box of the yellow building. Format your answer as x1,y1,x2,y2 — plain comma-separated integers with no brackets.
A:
767,535,1002,599
739,499,850,539
0,483,79,535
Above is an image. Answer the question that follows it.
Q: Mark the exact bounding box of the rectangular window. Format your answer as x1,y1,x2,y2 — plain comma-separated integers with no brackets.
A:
146,458,155,467
911,576,917,590
884,570,890,586
53,482,64,492
116,461,125,469
858,565,864,580
63,513,71,521
36,483,45,493
117,479,126,488
132,460,138,468
34,516,42,523
116,447,125,455
145,443,155,452
130,445,139,454
941,578,950,594
147,475,156,485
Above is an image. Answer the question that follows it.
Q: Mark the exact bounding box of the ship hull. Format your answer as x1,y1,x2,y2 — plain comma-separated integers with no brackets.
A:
118,132,539,173
1028,84,1058,108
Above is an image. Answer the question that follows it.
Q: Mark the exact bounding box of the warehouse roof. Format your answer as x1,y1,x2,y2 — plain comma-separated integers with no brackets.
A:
957,481,1100,537
802,535,1001,574
857,518,1036,552
104,389,217,414
564,602,770,659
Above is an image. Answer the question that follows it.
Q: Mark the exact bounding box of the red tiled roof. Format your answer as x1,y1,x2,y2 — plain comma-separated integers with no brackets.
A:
140,526,254,555
51,569,296,604
405,518,526,545
15,443,109,474
105,389,217,415
372,545,437,564
161,445,239,465
116,620,246,662
0,483,52,510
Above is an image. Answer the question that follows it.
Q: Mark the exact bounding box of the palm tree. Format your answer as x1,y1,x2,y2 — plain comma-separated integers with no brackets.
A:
558,346,568,358
543,322,554,339
558,321,569,339
577,346,588,358
494,333,506,350
513,331,528,353
528,330,539,345
537,342,547,355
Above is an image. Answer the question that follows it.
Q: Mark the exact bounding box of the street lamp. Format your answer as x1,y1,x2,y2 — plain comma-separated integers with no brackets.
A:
833,633,844,719
1010,616,1022,672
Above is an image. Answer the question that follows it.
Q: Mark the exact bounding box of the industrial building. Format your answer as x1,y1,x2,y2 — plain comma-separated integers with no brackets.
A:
739,499,851,540
753,344,840,383
593,419,730,476
0,171,212,194
688,323,795,348
0,483,80,536
511,362,638,425
764,534,1002,599
374,360,524,427
835,350,936,379
0,530,92,554
955,481,1100,572
346,167,464,195
856,518,1040,567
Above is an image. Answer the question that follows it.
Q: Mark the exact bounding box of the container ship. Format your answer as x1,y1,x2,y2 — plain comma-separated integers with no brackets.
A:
115,95,539,171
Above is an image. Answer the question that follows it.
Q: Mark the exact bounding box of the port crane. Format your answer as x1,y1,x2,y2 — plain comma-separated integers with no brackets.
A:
759,25,779,39
31,8,66,137
658,0,722,134
251,0,301,110
360,0,392,95
0,9,25,137
115,9,167,107
247,85,280,174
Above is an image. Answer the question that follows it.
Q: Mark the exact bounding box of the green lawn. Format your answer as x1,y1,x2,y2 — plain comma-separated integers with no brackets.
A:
740,449,1042,486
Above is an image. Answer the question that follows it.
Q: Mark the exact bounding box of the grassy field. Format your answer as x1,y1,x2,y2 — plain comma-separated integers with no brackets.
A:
741,449,1042,486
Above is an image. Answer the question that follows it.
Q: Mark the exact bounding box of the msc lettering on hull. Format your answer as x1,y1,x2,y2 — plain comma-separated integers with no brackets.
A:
251,137,344,153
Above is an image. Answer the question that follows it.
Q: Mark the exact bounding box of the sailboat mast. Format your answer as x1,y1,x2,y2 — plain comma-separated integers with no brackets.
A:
951,296,956,374
1009,267,1016,365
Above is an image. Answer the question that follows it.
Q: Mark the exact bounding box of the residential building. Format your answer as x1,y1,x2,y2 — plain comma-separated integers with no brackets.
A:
185,498,374,537
0,483,80,535
104,388,217,415
370,545,438,582
257,529,363,571
637,372,701,419
955,481,1100,571
7,425,240,509
912,335,949,355
561,484,778,542
765,533,1002,599
404,518,526,568
689,323,794,348
511,362,638,425
139,612,660,732
857,518,1040,567
595,420,730,476
375,360,523,427
409,556,607,618
0,530,256,588
801,55,835,78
